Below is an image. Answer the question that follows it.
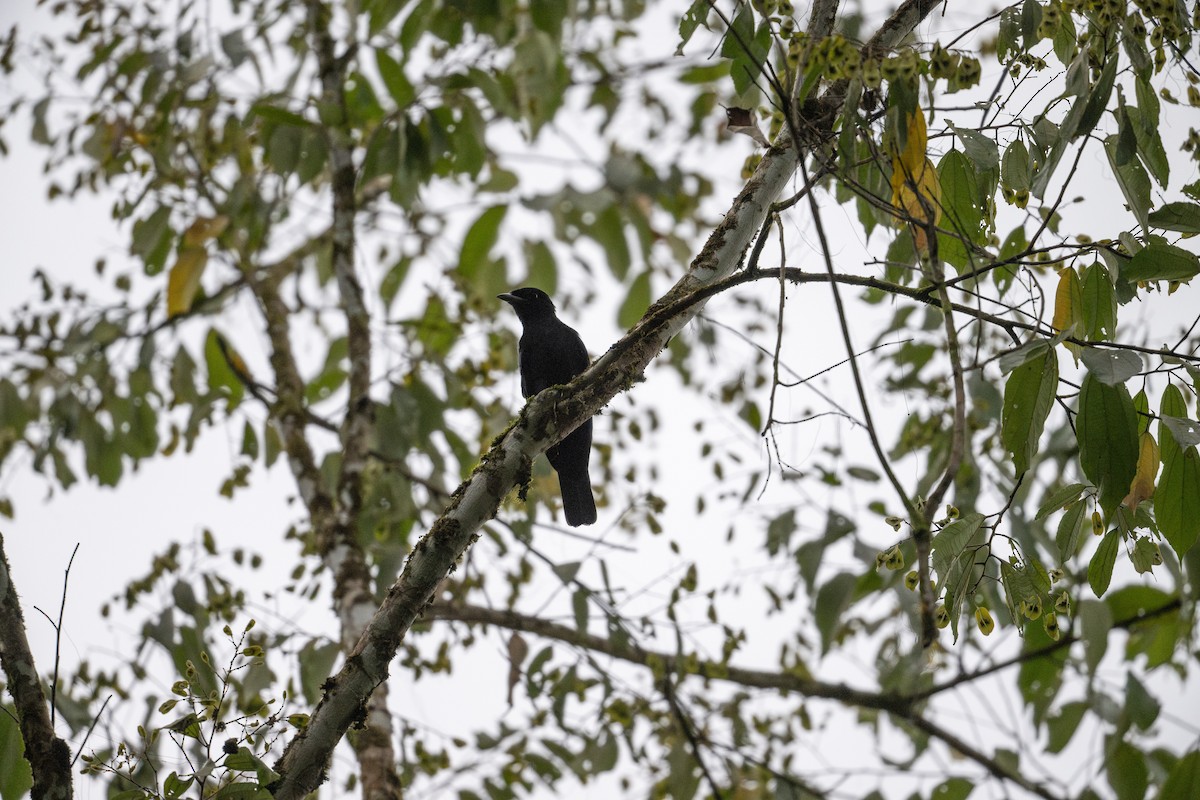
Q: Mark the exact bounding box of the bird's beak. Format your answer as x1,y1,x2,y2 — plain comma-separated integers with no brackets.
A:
497,293,518,305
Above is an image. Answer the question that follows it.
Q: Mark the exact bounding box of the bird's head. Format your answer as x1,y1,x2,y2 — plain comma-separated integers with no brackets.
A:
497,287,556,323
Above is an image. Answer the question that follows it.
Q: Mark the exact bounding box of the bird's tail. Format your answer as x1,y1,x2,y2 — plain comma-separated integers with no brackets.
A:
558,472,597,527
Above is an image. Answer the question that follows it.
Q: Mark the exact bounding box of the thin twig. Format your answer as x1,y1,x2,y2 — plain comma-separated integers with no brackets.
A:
661,675,726,800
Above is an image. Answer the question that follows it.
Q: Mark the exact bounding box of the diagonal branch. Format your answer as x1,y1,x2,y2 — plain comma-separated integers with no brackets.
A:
268,3,946,796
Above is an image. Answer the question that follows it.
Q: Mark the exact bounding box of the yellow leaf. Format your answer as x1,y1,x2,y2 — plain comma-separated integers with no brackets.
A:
892,156,941,253
889,104,928,178
182,215,229,247
166,247,208,317
1122,431,1159,509
887,104,939,255
215,333,252,385
1050,267,1083,360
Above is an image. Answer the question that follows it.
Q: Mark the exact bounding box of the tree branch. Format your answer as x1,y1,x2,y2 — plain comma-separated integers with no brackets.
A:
421,601,907,713
0,533,73,800
902,714,1063,800
424,600,1071,800
267,3,948,795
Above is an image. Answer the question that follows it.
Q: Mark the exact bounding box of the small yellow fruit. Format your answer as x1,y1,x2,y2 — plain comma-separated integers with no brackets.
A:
975,606,995,635
935,605,950,628
1043,612,1060,641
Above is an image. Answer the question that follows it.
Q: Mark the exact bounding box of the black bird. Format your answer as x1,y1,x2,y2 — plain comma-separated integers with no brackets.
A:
498,287,597,527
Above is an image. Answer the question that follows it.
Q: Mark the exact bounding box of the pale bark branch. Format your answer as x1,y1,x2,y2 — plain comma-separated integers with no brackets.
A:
300,3,403,799
268,3,946,796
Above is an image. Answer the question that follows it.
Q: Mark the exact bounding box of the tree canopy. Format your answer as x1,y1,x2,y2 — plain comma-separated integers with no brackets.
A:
2,1,1200,799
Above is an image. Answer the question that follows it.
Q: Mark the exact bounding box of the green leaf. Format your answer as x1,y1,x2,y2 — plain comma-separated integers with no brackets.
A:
1104,134,1152,232
1080,348,1142,386
131,206,174,274
266,124,303,174
164,772,194,800
1046,701,1088,753
572,588,589,633
1133,388,1150,434
1080,262,1117,341
1055,498,1087,563
1156,385,1200,559
458,205,509,298
0,706,33,800
998,337,1049,375
1036,482,1086,520
1079,598,1112,671
1001,139,1031,194
375,50,414,107
618,270,651,330
1127,107,1170,188
204,330,245,408
1076,53,1117,141
522,241,558,298
1077,374,1138,515
591,205,631,280
1120,243,1200,283
1160,751,1200,800
950,124,999,171
932,513,987,641
298,639,340,705
814,572,857,654
930,777,973,800
938,149,985,270
1124,672,1160,730
720,4,769,97
676,0,709,55
1148,201,1200,234
1002,346,1058,474
765,509,796,557
1088,529,1120,598
1107,740,1148,800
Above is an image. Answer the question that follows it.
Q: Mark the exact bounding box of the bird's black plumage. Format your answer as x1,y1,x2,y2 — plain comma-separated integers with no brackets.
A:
498,287,597,527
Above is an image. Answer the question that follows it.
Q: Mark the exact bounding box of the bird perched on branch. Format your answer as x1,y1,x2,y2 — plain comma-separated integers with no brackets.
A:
498,287,597,527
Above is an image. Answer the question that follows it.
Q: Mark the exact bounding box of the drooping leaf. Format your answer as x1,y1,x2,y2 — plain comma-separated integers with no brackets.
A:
1050,267,1083,359
1001,139,1031,194
1080,262,1116,341
1077,374,1139,514
937,149,985,269
814,571,858,654
1121,431,1158,509
1055,498,1087,563
618,270,651,330
1087,528,1120,597
1106,740,1148,800
166,248,208,317
1001,346,1058,474
1156,384,1200,559
1104,134,1152,232
1046,701,1088,753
